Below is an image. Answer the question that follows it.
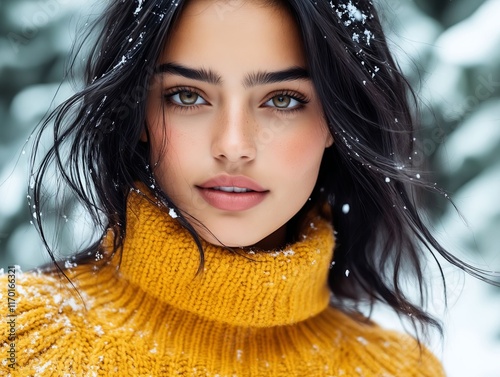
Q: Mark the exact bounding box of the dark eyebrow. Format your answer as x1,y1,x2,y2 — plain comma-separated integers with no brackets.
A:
243,67,309,89
155,62,222,85
154,62,310,88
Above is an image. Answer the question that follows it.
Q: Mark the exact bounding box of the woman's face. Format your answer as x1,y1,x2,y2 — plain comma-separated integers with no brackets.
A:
146,0,332,249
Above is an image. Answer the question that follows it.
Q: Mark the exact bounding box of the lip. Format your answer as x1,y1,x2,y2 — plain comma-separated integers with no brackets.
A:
198,175,267,192
196,174,269,211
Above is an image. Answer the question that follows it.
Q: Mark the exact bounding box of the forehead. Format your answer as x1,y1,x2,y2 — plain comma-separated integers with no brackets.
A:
160,0,306,72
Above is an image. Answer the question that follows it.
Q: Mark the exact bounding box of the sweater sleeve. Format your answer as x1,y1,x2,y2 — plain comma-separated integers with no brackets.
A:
0,268,89,376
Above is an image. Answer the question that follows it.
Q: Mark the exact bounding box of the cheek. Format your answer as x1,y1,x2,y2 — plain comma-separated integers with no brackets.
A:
152,124,208,195
274,125,327,179
153,128,186,175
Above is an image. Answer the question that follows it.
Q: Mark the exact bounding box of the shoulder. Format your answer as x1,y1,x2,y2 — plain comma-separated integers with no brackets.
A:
0,266,87,322
0,268,92,375
325,307,446,377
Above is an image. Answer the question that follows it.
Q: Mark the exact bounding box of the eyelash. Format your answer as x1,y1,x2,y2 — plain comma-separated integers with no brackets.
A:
266,91,310,115
162,86,310,115
163,87,205,113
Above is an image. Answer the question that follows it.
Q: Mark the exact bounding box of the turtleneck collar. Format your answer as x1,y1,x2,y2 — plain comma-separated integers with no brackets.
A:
116,188,335,327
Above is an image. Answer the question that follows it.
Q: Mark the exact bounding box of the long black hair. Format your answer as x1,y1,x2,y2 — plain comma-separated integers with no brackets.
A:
30,0,497,336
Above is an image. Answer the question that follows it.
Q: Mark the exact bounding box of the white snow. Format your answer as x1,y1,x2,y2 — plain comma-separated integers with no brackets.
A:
168,208,178,219
437,100,500,174
133,0,144,16
435,0,500,66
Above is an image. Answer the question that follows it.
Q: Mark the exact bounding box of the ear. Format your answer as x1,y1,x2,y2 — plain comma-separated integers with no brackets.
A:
140,123,149,142
325,132,334,148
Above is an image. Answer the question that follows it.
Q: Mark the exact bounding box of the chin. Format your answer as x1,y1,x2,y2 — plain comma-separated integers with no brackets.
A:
195,219,287,250
204,235,257,249
198,229,264,249
211,229,287,250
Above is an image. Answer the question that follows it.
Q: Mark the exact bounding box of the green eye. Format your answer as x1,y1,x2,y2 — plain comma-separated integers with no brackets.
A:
272,95,292,108
178,91,199,105
166,89,208,107
265,94,303,110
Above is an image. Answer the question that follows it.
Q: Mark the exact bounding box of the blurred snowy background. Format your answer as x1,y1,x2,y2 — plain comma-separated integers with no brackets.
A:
0,0,499,375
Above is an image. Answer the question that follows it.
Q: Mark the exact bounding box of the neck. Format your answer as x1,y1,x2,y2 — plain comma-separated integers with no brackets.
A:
246,224,287,250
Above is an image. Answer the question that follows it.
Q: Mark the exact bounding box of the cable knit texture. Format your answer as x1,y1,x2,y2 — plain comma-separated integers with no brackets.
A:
0,188,445,376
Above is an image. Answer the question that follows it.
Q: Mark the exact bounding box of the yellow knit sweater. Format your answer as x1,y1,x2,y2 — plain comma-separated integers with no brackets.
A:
0,189,445,376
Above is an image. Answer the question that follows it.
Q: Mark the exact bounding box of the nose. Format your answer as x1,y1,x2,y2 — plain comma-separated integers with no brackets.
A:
211,106,257,164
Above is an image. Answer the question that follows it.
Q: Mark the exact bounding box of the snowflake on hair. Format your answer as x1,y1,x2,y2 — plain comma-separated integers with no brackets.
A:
329,0,375,46
133,0,144,16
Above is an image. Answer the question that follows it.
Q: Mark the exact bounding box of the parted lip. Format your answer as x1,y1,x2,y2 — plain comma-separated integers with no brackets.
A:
197,174,268,192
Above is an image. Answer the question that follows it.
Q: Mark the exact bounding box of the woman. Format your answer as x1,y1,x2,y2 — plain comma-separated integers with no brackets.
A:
2,0,489,375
